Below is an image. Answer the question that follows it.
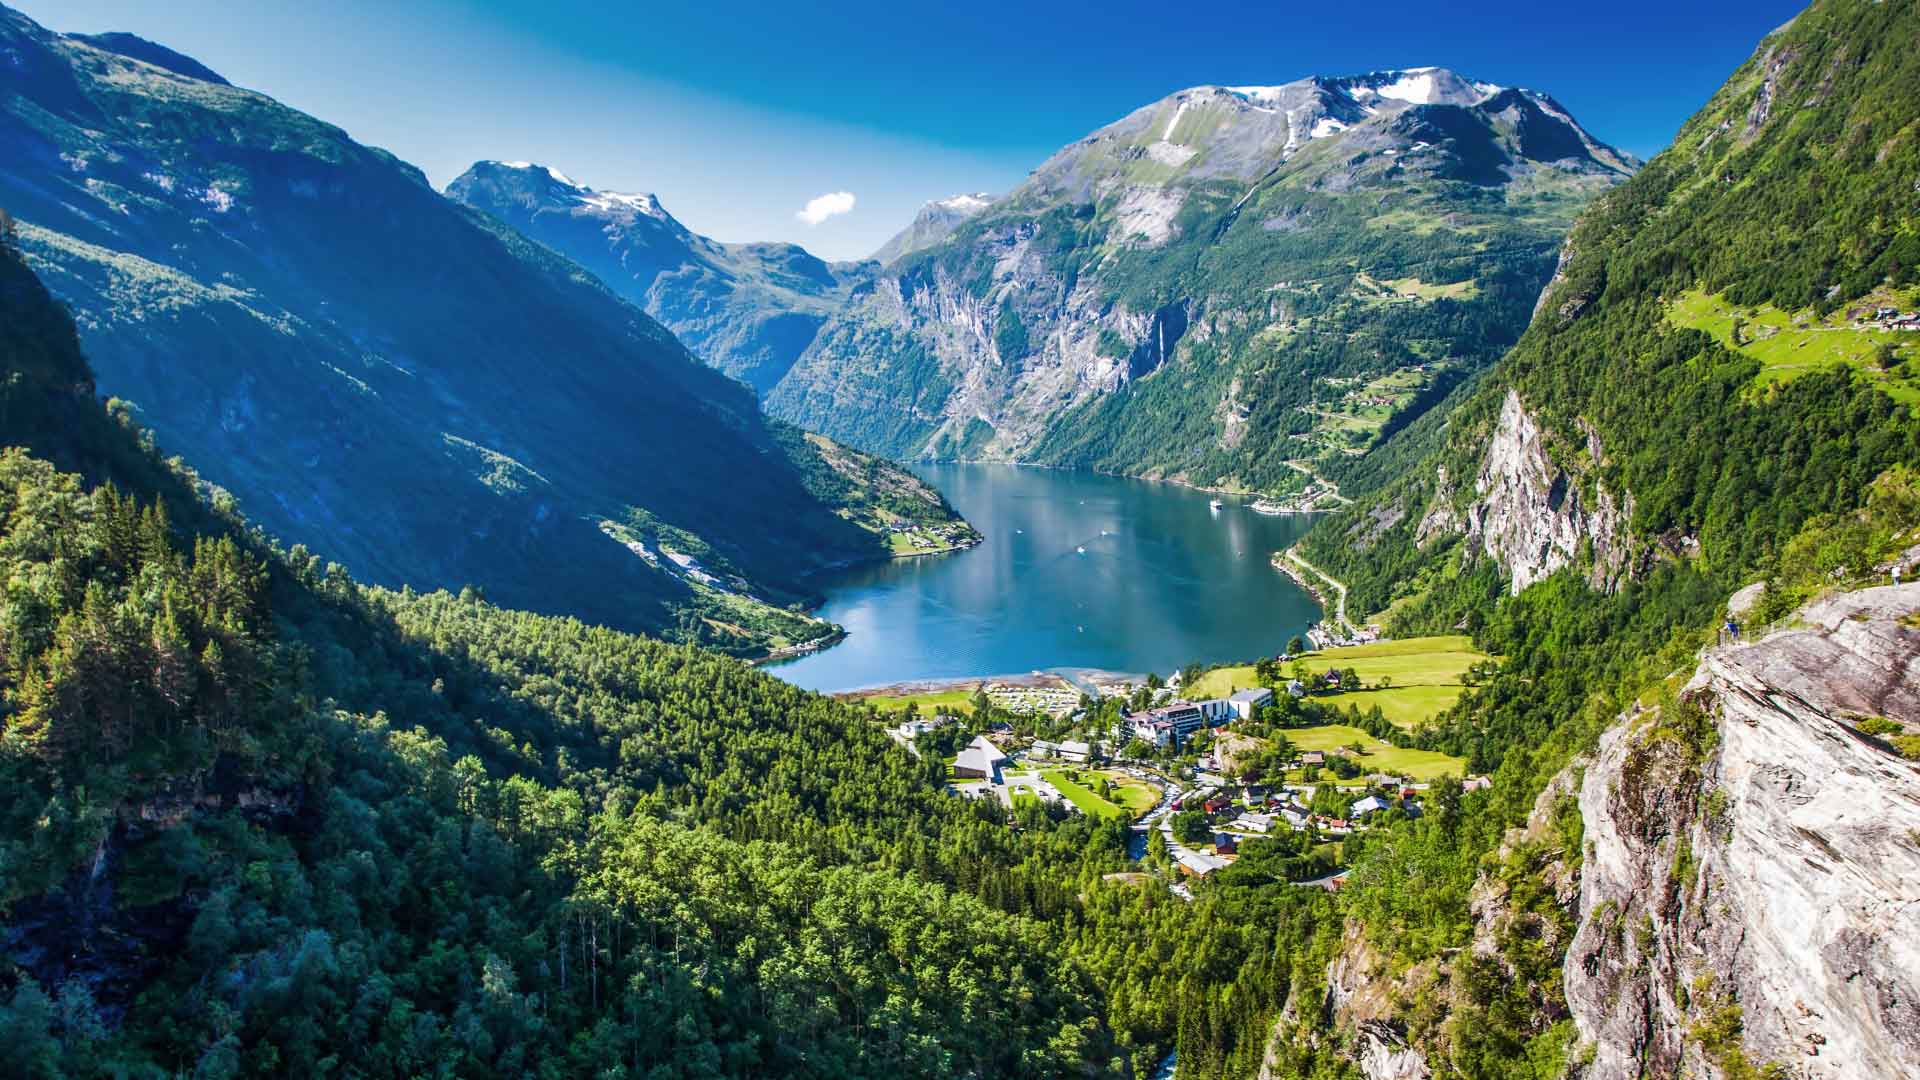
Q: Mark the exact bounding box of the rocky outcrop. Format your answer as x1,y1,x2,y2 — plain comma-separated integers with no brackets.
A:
1463,390,1632,593
1565,582,1920,1079
1322,921,1435,1080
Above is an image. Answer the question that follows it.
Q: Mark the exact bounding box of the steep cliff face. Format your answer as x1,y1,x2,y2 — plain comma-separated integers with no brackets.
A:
1566,582,1920,1079
1455,390,1633,594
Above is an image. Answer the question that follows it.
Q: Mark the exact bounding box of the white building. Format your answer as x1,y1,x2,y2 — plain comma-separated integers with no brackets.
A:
1350,794,1394,817
1227,687,1274,720
1130,702,1207,747
953,735,1008,781
1031,739,1092,763
1194,698,1235,725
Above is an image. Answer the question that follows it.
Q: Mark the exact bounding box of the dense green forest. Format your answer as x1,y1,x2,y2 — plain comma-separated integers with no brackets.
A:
0,237,1125,1077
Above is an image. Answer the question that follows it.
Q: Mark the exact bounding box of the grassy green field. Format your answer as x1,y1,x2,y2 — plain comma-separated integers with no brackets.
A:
1667,287,1920,406
1041,769,1130,820
1329,684,1467,729
1192,635,1490,729
1086,770,1161,814
854,688,979,714
1281,724,1467,782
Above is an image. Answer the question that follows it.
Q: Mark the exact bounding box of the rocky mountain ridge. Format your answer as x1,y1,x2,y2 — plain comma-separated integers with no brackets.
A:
1303,580,1920,1080
871,192,997,264
766,66,1633,495
447,159,869,393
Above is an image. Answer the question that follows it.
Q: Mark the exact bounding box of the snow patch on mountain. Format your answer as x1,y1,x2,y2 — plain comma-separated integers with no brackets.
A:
1162,100,1190,141
578,191,667,219
935,193,993,213
493,160,579,187
1355,71,1437,104
1224,84,1288,103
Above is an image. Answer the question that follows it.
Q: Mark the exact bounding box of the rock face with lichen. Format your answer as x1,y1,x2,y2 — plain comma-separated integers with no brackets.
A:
1565,582,1920,1079
1461,390,1633,594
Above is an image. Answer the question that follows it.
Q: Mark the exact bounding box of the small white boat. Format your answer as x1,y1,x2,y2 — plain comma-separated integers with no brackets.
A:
1209,498,1223,510
1076,545,1086,554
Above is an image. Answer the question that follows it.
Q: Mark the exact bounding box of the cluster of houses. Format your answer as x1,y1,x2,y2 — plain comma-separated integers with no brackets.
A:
1867,305,1920,331
884,517,981,554
984,682,1080,719
1167,773,1493,876
1304,621,1384,650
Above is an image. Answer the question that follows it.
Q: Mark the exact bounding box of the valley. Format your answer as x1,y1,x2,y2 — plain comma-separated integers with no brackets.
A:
4,2,1920,1079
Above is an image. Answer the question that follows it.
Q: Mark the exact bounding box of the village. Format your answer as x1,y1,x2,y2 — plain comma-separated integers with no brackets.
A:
867,631,1497,891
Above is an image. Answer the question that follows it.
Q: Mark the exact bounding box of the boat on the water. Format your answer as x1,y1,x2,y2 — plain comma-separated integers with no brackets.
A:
1209,498,1223,510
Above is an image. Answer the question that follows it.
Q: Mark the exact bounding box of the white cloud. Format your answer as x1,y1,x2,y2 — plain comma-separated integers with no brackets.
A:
795,190,856,226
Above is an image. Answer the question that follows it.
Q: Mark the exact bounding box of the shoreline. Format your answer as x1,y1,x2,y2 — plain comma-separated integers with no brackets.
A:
820,665,1157,699
1272,548,1354,635
930,455,1353,510
762,461,1332,674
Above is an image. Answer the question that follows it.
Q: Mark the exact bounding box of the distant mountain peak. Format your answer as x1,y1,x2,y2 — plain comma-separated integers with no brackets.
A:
932,192,994,213
871,191,998,264
455,160,673,224
1224,66,1503,111
1011,65,1632,207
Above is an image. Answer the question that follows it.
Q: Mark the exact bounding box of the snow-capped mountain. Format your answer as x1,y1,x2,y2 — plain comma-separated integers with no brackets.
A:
1018,66,1633,206
767,66,1635,486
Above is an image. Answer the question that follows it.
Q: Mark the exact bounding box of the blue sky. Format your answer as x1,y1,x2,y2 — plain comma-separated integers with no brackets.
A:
22,0,1806,260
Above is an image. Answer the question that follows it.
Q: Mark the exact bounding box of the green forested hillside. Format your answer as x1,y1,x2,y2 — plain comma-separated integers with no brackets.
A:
0,232,1129,1077
1305,0,1920,624
0,5,959,660
1271,1,1920,1073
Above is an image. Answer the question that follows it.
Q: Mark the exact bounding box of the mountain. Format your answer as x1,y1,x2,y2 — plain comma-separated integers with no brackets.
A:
447,160,868,393
0,235,1119,1077
0,5,965,657
1268,3,1920,1076
871,192,997,264
765,68,1635,496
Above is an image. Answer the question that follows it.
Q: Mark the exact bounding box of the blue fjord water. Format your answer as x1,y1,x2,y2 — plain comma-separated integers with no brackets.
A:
769,463,1322,691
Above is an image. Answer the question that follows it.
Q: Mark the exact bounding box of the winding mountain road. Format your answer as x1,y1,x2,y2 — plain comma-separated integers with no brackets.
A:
1282,549,1357,636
